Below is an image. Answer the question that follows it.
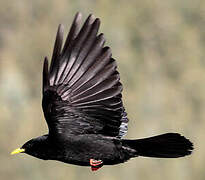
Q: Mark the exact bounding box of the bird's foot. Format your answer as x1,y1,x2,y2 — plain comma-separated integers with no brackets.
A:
90,159,103,171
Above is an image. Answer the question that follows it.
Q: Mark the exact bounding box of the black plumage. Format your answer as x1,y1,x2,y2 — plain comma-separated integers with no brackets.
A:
11,12,193,170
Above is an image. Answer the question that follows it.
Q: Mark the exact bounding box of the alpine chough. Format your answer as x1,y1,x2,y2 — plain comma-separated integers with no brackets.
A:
11,12,193,171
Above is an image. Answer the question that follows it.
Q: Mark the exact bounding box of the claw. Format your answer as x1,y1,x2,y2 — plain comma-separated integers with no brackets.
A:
90,159,103,171
90,159,103,166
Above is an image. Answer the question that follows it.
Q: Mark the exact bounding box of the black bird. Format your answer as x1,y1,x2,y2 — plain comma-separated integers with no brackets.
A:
11,12,193,171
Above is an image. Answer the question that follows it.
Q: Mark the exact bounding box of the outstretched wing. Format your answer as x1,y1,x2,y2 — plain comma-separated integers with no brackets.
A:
42,13,128,139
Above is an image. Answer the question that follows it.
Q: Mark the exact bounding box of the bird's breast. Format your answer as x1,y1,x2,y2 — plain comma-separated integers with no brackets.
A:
56,134,121,166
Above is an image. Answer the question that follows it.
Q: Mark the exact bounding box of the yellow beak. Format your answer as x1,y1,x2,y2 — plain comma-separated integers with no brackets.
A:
11,148,25,155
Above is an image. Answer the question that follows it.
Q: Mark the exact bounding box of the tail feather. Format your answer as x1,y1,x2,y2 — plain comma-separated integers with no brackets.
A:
123,133,193,158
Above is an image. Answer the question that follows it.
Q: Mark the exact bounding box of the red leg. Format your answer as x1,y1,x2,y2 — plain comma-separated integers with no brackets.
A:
90,159,103,171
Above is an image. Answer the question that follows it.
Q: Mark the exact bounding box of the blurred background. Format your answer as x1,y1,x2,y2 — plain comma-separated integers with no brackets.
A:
0,0,204,179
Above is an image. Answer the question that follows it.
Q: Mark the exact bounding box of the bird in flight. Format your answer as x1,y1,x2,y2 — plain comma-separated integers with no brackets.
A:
11,12,193,171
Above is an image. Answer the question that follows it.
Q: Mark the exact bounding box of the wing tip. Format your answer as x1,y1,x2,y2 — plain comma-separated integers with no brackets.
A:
44,56,49,73
43,56,50,93
87,14,96,24
73,12,83,27
94,18,101,25
75,12,82,21
58,24,64,35
103,46,112,57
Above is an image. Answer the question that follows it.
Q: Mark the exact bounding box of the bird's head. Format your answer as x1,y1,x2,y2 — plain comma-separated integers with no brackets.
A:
11,135,50,160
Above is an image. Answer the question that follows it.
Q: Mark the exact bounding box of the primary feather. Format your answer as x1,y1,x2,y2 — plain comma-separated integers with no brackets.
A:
42,12,128,139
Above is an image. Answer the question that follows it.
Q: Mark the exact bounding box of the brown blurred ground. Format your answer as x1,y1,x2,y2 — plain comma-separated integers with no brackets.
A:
0,0,204,180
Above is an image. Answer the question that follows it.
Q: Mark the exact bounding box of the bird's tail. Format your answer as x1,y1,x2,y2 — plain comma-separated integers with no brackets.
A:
122,133,193,158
